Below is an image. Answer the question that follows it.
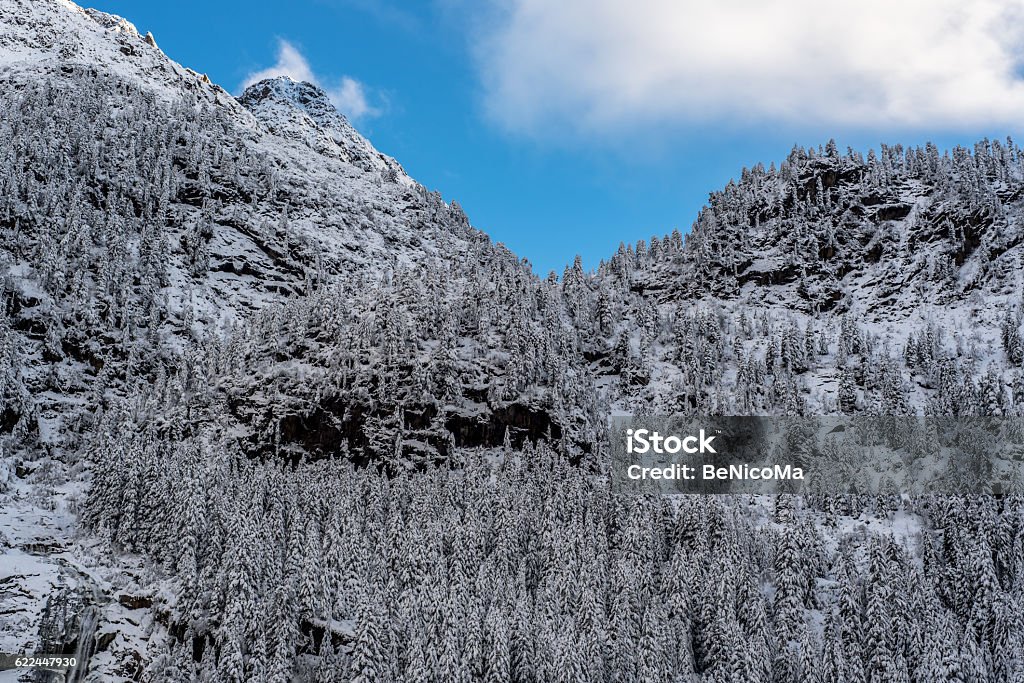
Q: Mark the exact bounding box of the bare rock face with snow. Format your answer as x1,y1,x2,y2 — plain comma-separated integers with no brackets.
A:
239,77,409,180
621,148,1024,321
1,0,1024,681
587,141,1024,416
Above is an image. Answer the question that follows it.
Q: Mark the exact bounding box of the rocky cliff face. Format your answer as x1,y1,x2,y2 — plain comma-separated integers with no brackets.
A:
612,146,1024,320
581,142,1024,416
238,77,410,181
0,0,552,453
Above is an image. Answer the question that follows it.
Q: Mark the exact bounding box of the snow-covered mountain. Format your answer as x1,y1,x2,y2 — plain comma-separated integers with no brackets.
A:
581,142,1024,417
1,0,1024,681
0,0,551,676
621,146,1024,317
238,77,411,183
2,0,498,324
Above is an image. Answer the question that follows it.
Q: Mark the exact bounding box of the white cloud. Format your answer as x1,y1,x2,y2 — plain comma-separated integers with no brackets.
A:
471,0,1024,134
241,40,380,120
325,77,376,121
241,41,315,89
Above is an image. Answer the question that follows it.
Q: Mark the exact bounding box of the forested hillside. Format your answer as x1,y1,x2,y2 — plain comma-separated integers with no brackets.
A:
1,1,1023,681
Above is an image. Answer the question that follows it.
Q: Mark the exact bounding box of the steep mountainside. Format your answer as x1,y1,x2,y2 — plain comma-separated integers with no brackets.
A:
0,0,578,460
575,143,1024,416
0,0,579,675
1,1,1024,681
623,144,1023,317
0,0,496,320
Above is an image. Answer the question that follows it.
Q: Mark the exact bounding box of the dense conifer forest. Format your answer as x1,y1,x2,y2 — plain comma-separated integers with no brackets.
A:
1,1,1024,680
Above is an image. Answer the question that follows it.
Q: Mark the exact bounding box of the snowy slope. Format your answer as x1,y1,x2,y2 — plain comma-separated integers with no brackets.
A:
587,145,1024,416
238,77,413,185
0,0,495,332
0,0,227,102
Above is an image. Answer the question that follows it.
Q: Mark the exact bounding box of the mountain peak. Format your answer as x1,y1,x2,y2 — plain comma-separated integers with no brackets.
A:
239,75,409,182
240,77,339,124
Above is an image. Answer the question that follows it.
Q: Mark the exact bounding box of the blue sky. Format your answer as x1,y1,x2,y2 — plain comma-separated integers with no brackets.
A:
92,0,1024,276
